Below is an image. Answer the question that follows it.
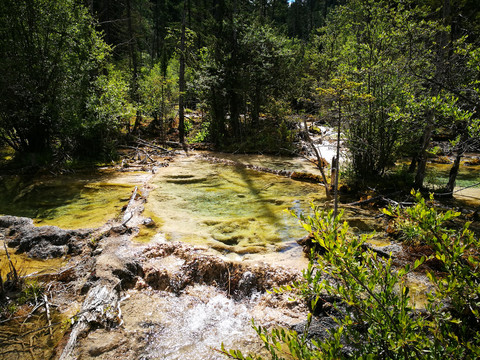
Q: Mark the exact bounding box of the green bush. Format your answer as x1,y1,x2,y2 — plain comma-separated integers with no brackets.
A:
223,192,480,359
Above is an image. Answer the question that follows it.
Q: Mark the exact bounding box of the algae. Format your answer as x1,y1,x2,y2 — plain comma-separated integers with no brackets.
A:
0,171,149,229
0,241,65,277
139,157,325,257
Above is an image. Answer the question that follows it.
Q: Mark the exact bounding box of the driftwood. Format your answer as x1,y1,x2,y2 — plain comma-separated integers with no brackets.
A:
135,137,173,153
43,294,53,337
122,186,138,226
59,284,121,360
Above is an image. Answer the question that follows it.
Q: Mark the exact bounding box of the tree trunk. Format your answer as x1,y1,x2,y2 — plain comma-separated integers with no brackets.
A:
178,1,186,144
445,153,461,196
334,101,341,218
445,126,468,194
408,154,417,173
414,113,434,189
127,0,139,134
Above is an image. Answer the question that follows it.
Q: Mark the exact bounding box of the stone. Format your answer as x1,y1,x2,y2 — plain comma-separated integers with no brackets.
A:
0,215,92,259
85,329,127,357
236,271,258,296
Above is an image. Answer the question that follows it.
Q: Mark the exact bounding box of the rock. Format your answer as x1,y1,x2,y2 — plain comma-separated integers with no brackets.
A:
0,215,33,228
144,267,173,291
108,225,131,235
27,242,69,258
142,217,155,227
111,259,144,289
0,215,92,259
84,329,127,357
236,271,258,296
293,316,339,340
92,247,103,256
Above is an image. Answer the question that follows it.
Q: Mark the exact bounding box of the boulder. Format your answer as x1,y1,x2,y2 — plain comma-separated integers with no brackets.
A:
0,215,92,259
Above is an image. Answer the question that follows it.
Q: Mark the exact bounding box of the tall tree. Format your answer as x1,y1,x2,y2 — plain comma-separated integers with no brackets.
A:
178,1,187,143
0,0,109,156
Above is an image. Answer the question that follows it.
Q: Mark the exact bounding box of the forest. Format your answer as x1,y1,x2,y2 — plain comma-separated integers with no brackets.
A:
0,0,480,359
0,0,478,188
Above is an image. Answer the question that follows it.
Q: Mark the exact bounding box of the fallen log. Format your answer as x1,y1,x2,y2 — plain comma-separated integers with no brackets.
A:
58,284,121,360
135,137,173,153
122,186,138,226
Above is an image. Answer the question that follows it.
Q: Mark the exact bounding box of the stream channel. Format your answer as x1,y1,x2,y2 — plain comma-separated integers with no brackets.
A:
0,151,479,359
0,152,326,359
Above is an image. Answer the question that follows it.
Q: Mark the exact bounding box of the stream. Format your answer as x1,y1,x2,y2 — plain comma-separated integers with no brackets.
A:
0,150,479,359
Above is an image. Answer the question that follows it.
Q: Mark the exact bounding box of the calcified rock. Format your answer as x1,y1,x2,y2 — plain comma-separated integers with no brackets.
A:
199,154,293,178
141,242,302,298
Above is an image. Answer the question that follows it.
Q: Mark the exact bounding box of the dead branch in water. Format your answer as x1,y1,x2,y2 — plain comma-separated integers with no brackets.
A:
122,186,138,226
43,294,53,337
135,137,173,153
59,284,122,360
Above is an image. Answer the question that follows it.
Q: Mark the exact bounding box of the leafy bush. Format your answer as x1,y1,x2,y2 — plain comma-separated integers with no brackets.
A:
223,192,480,359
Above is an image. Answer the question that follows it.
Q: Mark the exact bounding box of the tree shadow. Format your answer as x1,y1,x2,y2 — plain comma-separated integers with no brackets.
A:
231,164,281,226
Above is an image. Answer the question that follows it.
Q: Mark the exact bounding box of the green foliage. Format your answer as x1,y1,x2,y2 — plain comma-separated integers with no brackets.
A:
18,280,44,305
382,190,461,246
0,0,111,158
384,190,480,351
188,119,210,144
72,65,133,159
312,0,440,177
225,193,480,359
138,60,179,125
195,19,302,148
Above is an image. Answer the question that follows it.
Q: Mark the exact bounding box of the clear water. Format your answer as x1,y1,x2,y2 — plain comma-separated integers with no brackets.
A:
0,171,149,229
141,155,325,259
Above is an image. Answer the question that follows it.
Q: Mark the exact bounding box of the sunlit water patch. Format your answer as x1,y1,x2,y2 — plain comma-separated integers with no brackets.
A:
0,240,66,277
141,156,326,261
424,162,480,208
0,171,149,229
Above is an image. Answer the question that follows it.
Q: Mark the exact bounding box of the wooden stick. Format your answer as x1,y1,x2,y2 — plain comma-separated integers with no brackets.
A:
43,294,53,337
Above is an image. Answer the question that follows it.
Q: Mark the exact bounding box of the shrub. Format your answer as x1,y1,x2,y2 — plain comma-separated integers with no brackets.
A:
223,192,480,359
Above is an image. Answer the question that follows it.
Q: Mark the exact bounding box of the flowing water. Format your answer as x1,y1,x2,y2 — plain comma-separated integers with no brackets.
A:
117,283,305,360
0,152,478,359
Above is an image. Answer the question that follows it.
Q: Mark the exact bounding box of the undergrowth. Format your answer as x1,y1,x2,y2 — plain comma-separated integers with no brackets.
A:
222,190,480,359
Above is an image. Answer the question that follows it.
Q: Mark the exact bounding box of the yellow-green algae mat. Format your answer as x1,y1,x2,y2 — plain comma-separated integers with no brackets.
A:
138,156,326,262
0,240,68,360
0,170,149,229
